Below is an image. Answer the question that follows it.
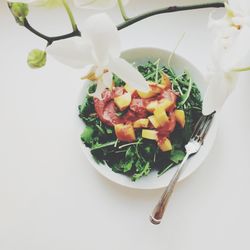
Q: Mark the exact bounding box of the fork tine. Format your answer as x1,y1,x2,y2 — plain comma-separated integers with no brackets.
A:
191,111,216,141
191,115,207,139
199,112,216,143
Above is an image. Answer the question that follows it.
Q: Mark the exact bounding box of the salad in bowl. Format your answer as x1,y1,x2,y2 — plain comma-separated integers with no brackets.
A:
78,47,217,189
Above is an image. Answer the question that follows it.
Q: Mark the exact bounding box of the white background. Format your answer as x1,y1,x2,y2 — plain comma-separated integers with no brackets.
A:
1,0,250,249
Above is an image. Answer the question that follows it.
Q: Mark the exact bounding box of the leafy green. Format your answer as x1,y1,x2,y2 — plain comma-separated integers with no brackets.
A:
122,160,133,173
178,77,193,106
81,126,94,145
170,150,185,164
79,60,202,181
113,74,125,87
132,162,151,181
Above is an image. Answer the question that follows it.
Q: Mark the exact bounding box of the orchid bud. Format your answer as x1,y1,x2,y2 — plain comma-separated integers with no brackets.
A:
9,3,29,26
27,49,47,69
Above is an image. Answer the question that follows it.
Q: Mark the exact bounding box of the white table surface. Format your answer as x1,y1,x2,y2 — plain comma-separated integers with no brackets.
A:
1,1,250,249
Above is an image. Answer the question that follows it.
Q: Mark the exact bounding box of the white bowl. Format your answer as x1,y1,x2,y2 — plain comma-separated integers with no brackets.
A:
77,47,218,190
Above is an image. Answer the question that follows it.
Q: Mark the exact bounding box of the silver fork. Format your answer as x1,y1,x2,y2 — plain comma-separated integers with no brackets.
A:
150,111,216,225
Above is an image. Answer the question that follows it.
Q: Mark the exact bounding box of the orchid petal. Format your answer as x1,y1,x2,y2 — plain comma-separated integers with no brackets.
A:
228,0,250,14
223,26,250,70
208,11,229,32
202,81,225,115
228,0,240,13
47,37,94,69
240,0,250,14
81,13,121,65
210,27,237,69
108,57,149,92
202,71,238,115
102,71,113,87
73,0,129,10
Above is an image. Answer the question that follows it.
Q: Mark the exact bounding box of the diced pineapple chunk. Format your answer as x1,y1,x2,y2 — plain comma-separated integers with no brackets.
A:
146,100,158,113
133,118,149,128
137,89,157,99
146,99,173,113
161,73,171,88
154,107,169,127
148,115,160,128
124,84,135,94
114,93,131,111
158,99,173,111
174,109,185,128
142,129,158,140
158,138,172,152
114,124,136,142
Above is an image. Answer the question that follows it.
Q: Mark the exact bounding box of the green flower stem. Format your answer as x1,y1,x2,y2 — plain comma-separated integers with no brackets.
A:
117,2,224,30
117,0,129,21
62,0,78,31
23,19,50,41
23,18,81,45
232,66,250,72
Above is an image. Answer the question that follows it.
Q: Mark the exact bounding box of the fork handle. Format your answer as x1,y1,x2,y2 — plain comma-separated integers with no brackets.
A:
150,153,190,224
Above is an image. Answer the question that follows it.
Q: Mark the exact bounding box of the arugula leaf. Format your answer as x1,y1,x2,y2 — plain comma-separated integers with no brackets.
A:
88,84,97,94
106,127,113,135
113,74,125,87
81,126,94,145
125,146,135,159
170,150,185,164
122,160,133,173
91,141,117,151
178,77,193,106
79,96,93,116
132,162,151,182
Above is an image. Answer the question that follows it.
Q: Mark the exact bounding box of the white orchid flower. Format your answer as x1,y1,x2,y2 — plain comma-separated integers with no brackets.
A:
46,13,148,98
202,0,250,114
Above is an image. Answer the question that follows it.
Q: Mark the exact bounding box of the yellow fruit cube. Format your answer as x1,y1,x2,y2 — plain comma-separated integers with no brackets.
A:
142,129,158,140
148,115,160,128
154,107,169,127
114,124,136,142
146,99,173,113
124,84,135,94
174,109,185,128
137,89,157,99
158,99,173,111
114,93,131,111
146,100,159,113
158,138,172,152
161,73,171,88
133,119,149,128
